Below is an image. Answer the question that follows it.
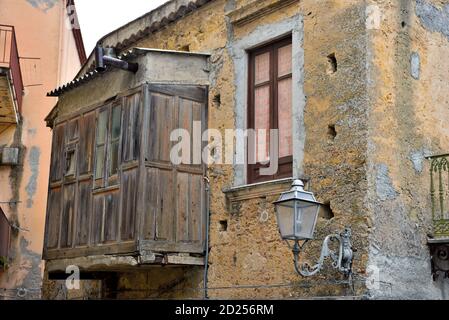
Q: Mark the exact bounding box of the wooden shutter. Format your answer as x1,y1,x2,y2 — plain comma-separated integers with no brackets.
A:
141,84,207,254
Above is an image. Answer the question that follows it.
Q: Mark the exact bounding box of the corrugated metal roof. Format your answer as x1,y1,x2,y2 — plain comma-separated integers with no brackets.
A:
47,48,210,97
47,69,100,97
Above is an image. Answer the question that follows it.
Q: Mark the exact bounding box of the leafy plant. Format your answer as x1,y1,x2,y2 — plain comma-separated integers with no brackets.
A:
0,256,8,271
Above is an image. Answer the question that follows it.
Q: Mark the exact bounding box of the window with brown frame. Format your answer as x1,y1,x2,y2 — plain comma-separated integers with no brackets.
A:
248,36,293,184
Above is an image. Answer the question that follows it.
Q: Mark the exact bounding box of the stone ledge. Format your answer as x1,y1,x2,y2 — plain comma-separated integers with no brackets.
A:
227,0,299,27
223,177,311,213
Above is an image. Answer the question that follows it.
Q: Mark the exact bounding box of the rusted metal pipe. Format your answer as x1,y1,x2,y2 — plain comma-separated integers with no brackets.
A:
95,45,138,73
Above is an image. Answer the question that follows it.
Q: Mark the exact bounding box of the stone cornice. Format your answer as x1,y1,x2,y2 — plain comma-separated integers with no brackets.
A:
227,0,299,27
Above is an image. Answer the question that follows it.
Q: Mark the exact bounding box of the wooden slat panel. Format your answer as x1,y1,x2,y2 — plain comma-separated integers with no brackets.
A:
44,242,137,260
122,93,141,162
132,93,141,161
148,84,207,103
104,191,120,242
50,125,65,182
66,118,79,142
176,172,189,242
189,174,203,242
191,100,203,168
155,169,175,242
75,180,91,246
178,98,193,165
142,168,158,240
60,183,75,248
148,93,175,162
121,98,130,162
121,169,137,241
144,84,207,252
78,112,95,175
176,173,203,243
92,194,104,245
46,187,62,249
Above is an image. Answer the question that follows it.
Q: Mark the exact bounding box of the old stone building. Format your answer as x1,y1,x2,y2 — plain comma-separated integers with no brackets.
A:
42,0,449,299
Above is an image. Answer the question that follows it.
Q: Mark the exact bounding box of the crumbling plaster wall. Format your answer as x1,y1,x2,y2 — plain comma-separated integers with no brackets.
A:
0,0,82,300
365,0,449,299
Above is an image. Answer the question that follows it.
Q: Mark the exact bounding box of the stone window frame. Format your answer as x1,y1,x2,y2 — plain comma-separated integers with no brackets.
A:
229,15,305,188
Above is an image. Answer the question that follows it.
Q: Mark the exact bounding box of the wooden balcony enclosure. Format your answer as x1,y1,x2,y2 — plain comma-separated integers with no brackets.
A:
43,49,210,270
0,25,23,131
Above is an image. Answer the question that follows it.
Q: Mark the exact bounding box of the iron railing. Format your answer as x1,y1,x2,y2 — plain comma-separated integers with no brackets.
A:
428,154,449,237
0,25,23,115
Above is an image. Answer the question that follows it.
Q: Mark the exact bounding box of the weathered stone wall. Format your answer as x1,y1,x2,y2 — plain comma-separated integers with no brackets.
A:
106,0,372,299
44,0,449,300
365,0,449,299
47,0,371,299
42,266,203,300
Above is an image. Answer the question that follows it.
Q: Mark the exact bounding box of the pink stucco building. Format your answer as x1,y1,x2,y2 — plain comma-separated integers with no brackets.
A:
0,0,85,299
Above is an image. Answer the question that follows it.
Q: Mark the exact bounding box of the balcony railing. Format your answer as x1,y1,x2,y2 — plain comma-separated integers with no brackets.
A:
0,25,23,115
428,154,449,238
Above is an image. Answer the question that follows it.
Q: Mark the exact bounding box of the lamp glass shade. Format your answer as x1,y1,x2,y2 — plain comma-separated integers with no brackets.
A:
275,199,320,240
276,200,296,239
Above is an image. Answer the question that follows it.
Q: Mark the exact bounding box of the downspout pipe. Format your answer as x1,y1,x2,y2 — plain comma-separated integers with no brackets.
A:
203,176,211,299
95,45,138,73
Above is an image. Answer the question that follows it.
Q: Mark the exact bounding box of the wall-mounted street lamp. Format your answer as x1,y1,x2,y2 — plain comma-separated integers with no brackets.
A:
274,180,353,277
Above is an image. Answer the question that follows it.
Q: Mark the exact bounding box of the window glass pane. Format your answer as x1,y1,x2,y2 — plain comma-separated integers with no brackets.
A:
254,85,270,162
278,78,292,158
109,142,119,176
97,110,108,145
95,145,105,179
278,44,292,77
111,106,121,140
65,150,76,176
255,52,270,85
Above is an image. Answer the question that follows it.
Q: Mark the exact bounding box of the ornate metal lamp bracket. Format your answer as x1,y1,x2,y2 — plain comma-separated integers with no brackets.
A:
292,228,353,277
